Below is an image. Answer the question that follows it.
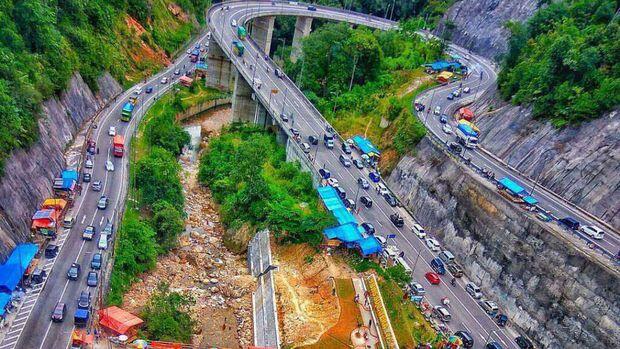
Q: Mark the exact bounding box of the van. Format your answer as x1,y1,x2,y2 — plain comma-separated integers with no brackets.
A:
430,257,446,275
439,250,455,264
97,234,108,250
376,183,389,195
335,186,346,200
433,305,451,322
396,257,412,275
559,217,580,230
63,215,75,228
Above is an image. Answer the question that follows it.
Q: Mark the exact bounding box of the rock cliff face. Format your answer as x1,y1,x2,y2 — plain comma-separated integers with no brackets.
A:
0,73,121,259
387,138,620,349
435,0,539,61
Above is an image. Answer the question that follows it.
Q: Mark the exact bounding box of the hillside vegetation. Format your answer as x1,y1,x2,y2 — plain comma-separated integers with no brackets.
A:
0,0,209,172
498,0,619,126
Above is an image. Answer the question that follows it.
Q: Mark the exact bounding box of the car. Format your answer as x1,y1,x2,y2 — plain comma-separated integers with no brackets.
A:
580,225,605,239
87,140,96,154
453,89,461,97
447,93,454,100
319,168,331,179
105,160,114,171
344,198,356,210
301,142,311,153
98,234,108,250
454,330,474,348
280,112,289,122
145,86,153,94
186,48,192,54
409,282,425,296
274,68,283,78
431,257,446,275
439,114,448,124
425,238,440,251
92,180,102,192
174,69,180,75
103,221,114,236
515,336,534,349
307,5,316,11
63,215,75,228
361,222,375,235
375,235,386,246
390,213,404,227
358,177,369,189
463,86,471,93
559,216,580,230
447,263,464,278
383,193,398,207
335,186,346,199
369,171,381,183
86,271,98,287
485,342,504,349
83,225,95,240
376,182,389,195
339,154,351,167
160,77,168,84
425,272,440,285
327,177,339,187
254,79,263,90
536,211,552,222
67,263,81,280
448,142,463,153
412,224,426,238
479,299,499,315
83,172,91,183
51,302,67,322
442,124,453,134
434,106,441,115
432,305,451,322
45,244,59,258
360,196,373,208
108,126,116,136
290,128,300,137
465,282,483,299
231,19,237,27
77,291,91,309
85,158,93,169
97,196,108,209
496,313,508,327
439,250,455,264
308,135,318,145
341,143,352,154
352,158,364,169
91,253,102,270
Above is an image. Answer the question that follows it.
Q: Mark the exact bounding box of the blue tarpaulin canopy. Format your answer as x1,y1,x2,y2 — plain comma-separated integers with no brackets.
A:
357,237,382,256
498,177,525,196
0,243,38,294
317,186,344,211
62,170,78,181
426,60,462,71
523,196,538,205
332,207,356,225
0,293,11,317
324,223,364,243
352,135,381,157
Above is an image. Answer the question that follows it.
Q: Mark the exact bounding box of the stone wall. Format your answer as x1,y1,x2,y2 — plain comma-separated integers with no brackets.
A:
0,73,122,260
387,138,619,348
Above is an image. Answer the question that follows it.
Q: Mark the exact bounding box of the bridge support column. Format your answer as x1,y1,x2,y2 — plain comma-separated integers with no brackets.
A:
291,16,312,63
231,68,256,123
251,16,275,54
205,39,233,91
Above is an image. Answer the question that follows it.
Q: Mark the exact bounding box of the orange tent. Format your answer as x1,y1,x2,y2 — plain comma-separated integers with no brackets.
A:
98,306,144,337
71,329,94,348
41,198,67,211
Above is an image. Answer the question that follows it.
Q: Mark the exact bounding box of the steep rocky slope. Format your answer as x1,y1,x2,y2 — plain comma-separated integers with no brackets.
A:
434,0,540,61
0,74,121,258
387,139,619,349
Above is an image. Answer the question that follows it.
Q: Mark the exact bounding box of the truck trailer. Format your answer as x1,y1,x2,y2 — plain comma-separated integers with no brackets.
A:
113,135,124,157
120,102,134,122
455,123,479,149
232,40,245,56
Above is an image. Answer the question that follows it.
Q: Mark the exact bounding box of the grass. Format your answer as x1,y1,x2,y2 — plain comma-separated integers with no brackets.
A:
301,279,362,349
177,84,229,110
378,279,437,347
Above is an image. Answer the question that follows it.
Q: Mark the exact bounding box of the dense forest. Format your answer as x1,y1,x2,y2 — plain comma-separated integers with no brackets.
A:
498,0,619,126
0,0,209,173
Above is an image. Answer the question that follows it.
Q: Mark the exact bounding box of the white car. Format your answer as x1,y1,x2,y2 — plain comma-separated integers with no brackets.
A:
442,124,453,134
580,225,605,240
434,106,441,115
186,48,191,54
85,158,93,169
412,224,426,238
463,86,471,93
327,178,339,187
375,235,387,246
105,160,114,172
376,183,389,196
425,238,440,251
108,126,116,136
253,79,262,89
161,77,168,84
134,87,142,95
301,142,310,153
465,282,483,299
409,282,425,296
231,19,237,27
98,234,108,250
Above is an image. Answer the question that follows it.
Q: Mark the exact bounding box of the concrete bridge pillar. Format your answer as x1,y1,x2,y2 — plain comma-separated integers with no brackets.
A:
251,16,275,55
291,16,313,63
231,68,256,123
205,38,233,91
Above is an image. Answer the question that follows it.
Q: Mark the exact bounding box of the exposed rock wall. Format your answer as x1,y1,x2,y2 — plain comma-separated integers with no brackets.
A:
387,138,620,349
0,73,121,260
435,0,539,61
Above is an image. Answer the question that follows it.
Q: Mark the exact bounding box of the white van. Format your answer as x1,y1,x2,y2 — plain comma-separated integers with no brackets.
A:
580,225,605,240
439,250,455,264
433,305,451,322
97,234,108,250
63,215,75,228
396,257,412,276
376,183,389,196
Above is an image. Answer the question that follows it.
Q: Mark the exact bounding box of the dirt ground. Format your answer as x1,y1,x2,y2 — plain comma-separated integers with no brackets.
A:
274,245,358,347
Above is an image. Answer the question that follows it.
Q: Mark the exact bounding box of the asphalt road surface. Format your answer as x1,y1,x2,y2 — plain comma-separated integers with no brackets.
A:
7,30,212,349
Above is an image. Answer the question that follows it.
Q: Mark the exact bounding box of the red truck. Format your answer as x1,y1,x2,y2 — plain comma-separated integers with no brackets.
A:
113,135,124,157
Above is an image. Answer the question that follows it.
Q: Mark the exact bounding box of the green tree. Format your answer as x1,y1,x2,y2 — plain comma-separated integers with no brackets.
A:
393,111,426,155
136,147,184,211
142,283,196,342
151,200,185,252
146,109,190,156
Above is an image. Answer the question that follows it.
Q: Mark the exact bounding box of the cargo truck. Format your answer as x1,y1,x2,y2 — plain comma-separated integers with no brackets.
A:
120,102,134,122
190,49,200,63
237,26,247,40
232,40,245,56
455,123,478,149
113,135,124,157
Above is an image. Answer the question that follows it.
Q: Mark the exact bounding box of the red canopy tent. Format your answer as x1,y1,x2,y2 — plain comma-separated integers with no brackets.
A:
31,209,60,230
458,107,475,121
98,306,144,339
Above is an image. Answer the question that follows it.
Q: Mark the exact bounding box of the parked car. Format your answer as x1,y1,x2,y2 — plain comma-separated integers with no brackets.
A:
409,282,425,296
375,235,387,246
425,272,440,285
274,68,284,78
341,143,352,154
448,142,463,153
430,257,446,275
559,216,580,230
465,282,483,299
580,225,605,239
369,171,381,183
383,193,398,207
77,291,91,309
454,330,474,348
536,211,552,222
103,222,114,236
51,302,67,322
447,263,464,278
335,186,346,199
358,177,369,189
496,313,508,327
85,158,93,169
290,128,300,137
327,177,339,187
63,215,75,228
439,250,455,264
91,253,102,270
360,196,373,208
98,234,108,250
92,180,102,192
479,299,499,316
486,342,504,349
425,238,440,251
86,271,98,287
97,196,108,209
344,198,356,210
390,213,404,227
45,244,59,258
361,223,375,235
83,225,95,240
432,305,451,322
301,142,311,153
67,263,81,280
412,224,426,238
447,94,454,100
339,154,351,167
515,336,534,349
